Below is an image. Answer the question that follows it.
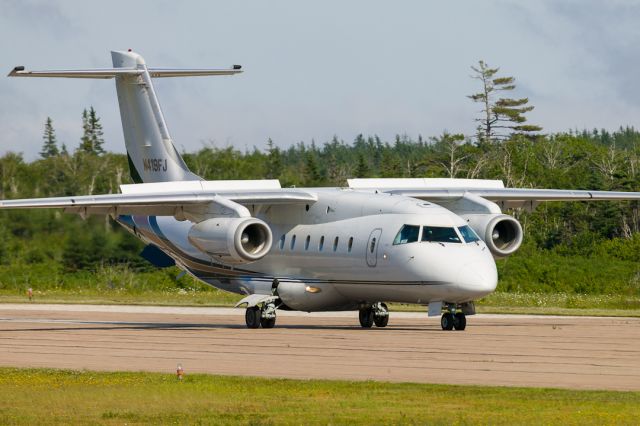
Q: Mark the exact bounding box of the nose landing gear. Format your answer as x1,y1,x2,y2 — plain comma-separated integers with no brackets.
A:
440,304,466,331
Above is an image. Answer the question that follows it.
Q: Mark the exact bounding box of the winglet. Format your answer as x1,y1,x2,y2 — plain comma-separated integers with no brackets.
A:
8,66,25,77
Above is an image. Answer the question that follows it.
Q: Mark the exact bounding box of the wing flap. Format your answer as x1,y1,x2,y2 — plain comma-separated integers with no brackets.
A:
0,189,318,217
387,188,640,202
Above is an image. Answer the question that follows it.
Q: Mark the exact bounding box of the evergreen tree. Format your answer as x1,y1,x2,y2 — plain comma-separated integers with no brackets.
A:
79,107,105,154
468,60,542,143
39,117,59,158
266,138,282,179
304,152,322,185
355,152,370,178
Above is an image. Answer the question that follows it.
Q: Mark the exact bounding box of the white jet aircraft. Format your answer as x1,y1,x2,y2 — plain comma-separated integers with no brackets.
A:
4,50,640,330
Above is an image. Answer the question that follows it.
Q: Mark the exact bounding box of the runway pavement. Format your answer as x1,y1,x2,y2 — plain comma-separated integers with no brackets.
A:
0,303,639,391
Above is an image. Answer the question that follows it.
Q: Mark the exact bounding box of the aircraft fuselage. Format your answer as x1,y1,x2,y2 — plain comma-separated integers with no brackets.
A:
118,189,498,311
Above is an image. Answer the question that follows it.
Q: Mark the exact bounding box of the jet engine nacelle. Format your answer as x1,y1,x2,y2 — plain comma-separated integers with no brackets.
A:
465,214,523,258
187,217,273,264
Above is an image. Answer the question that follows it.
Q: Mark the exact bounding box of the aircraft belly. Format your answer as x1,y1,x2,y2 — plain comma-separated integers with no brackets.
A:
332,282,457,305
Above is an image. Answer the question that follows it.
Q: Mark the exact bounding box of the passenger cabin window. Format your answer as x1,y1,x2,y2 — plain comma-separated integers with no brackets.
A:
305,235,311,250
348,237,354,253
333,236,339,251
422,226,461,243
290,234,297,250
458,225,480,243
279,235,285,250
319,236,325,251
393,225,420,245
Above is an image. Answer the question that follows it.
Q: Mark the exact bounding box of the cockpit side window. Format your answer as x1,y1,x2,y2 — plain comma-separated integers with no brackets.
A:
458,225,480,243
422,226,461,243
393,225,420,245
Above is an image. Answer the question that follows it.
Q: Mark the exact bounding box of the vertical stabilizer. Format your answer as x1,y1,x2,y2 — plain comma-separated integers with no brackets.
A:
111,50,201,183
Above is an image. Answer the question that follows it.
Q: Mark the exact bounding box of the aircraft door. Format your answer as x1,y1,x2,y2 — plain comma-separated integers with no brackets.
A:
366,228,382,267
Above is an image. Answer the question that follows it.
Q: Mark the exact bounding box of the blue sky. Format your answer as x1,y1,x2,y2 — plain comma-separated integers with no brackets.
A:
1,0,640,159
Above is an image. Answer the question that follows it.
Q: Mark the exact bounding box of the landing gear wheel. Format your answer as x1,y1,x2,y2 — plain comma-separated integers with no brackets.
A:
373,302,389,328
245,306,261,329
374,315,389,328
453,312,466,331
441,313,454,331
260,316,276,329
359,307,374,328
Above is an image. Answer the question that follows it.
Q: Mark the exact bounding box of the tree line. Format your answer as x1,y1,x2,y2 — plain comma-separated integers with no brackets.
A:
0,61,638,295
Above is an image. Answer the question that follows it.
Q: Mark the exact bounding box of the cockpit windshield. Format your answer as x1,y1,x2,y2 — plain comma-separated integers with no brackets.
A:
422,226,461,243
458,225,480,243
393,225,420,245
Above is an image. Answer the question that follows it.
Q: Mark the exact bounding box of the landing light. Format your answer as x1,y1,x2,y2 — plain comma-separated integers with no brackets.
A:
305,286,321,293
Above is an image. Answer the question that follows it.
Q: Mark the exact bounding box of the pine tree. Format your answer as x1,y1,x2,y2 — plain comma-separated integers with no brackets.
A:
79,107,105,154
304,152,322,185
355,152,370,178
266,138,282,179
39,117,59,158
468,60,542,143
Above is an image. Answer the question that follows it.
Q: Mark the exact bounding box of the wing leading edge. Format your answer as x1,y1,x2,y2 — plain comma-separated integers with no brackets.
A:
347,178,640,210
0,189,318,218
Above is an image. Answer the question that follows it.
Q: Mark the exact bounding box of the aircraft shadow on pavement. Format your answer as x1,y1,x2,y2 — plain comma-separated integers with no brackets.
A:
1,321,436,332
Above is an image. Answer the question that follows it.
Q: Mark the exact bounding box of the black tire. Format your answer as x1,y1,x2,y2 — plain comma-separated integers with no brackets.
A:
374,314,389,328
453,313,466,331
374,303,389,327
245,306,261,329
260,316,276,329
441,313,454,331
359,308,374,328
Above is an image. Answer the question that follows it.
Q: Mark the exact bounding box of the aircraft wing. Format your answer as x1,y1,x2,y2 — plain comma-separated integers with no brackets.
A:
0,189,317,217
386,188,640,209
347,178,640,209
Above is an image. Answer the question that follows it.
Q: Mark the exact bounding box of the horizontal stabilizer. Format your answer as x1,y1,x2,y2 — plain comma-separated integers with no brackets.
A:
8,67,242,79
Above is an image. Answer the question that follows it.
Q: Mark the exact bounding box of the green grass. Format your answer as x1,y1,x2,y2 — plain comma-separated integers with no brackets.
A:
0,368,638,425
0,287,239,307
1,261,640,316
475,291,640,317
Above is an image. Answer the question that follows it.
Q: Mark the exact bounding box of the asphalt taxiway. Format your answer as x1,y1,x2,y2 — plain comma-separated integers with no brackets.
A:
0,304,638,391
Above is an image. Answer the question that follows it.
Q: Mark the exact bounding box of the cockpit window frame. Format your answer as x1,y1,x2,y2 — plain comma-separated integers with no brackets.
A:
458,225,480,243
393,224,421,245
421,225,463,244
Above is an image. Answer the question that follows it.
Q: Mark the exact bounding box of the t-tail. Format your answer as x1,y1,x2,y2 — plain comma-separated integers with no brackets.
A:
8,50,243,183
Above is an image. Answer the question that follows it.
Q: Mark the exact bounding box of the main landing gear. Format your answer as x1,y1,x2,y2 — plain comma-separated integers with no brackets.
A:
245,302,277,329
440,304,466,331
359,302,389,328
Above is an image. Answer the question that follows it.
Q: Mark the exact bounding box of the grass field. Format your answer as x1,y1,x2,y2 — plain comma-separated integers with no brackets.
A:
0,368,638,425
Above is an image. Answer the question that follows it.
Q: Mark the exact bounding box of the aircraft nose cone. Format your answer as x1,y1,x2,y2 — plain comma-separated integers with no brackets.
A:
456,260,498,299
